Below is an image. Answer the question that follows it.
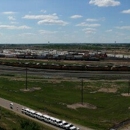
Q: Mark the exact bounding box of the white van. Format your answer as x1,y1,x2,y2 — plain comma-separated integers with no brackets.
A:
35,112,43,120
25,108,30,115
43,115,51,123
48,117,56,124
29,110,36,118
53,118,62,126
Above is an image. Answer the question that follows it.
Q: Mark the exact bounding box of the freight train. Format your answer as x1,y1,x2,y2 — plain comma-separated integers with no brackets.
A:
0,61,130,71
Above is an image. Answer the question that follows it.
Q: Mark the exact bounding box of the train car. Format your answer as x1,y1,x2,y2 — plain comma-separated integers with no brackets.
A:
71,64,85,70
0,53,5,58
111,65,130,71
103,65,112,71
62,65,72,70
62,64,85,71
30,62,41,68
73,55,83,60
48,63,62,70
87,57,100,61
92,65,112,71
65,54,74,60
16,54,25,59
58,54,66,60
111,65,121,71
86,65,100,71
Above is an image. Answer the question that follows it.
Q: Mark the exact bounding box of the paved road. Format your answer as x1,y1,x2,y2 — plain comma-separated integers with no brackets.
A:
0,97,59,130
0,97,93,130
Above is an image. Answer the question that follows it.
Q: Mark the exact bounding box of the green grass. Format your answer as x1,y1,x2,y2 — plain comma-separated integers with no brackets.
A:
0,74,130,129
0,107,55,130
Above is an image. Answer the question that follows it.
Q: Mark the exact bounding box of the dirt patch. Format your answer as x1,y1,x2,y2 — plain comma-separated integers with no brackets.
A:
50,80,61,84
67,103,97,110
8,77,25,81
121,93,130,97
98,88,117,93
20,87,41,92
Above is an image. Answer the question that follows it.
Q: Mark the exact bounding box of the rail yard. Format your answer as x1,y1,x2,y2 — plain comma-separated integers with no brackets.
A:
0,43,130,130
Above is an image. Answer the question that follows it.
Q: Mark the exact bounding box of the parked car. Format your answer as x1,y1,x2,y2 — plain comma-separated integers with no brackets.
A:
63,123,72,129
29,110,36,118
62,122,71,129
53,118,63,126
68,125,80,130
35,112,43,120
58,120,67,128
43,114,51,123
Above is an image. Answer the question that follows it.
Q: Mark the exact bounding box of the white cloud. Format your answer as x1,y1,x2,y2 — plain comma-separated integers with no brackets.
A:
70,15,83,19
85,31,96,34
2,11,16,15
19,33,35,36
121,9,130,14
38,19,68,26
23,14,68,26
124,36,130,40
82,28,96,31
86,18,98,22
115,32,125,36
106,29,113,32
11,22,18,24
82,28,96,34
0,33,3,36
0,25,31,29
39,30,57,34
23,14,58,20
76,22,100,27
116,26,130,30
40,10,47,13
89,0,120,7
8,16,15,21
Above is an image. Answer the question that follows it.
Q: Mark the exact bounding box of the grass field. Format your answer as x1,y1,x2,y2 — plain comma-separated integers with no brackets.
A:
0,106,55,130
0,73,130,130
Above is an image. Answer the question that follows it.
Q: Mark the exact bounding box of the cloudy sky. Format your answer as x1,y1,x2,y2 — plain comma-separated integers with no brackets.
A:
0,0,130,43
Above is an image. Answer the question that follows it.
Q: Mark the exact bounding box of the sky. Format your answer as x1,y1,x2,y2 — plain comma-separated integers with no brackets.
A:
0,0,130,44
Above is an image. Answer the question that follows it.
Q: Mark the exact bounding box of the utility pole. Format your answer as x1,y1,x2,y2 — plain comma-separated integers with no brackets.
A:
26,67,27,90
128,79,130,95
81,78,84,105
0,106,1,120
25,62,28,90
